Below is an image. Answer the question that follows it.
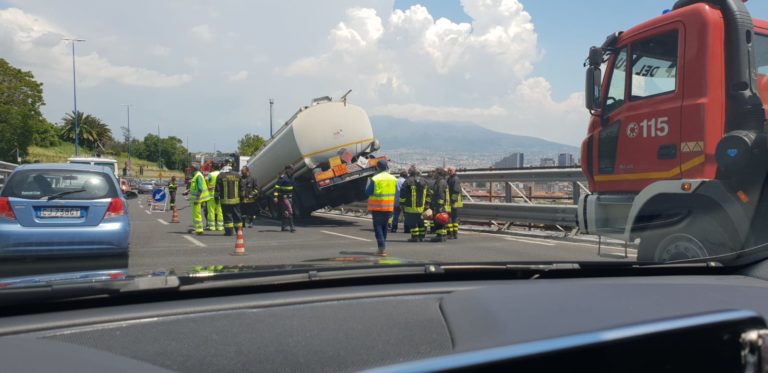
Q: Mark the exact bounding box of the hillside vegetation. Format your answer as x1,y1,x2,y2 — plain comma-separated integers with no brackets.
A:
25,143,184,180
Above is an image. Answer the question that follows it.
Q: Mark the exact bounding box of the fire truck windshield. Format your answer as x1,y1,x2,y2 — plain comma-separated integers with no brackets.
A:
756,34,768,74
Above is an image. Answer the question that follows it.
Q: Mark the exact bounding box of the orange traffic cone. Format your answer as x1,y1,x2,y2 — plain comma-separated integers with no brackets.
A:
230,228,247,256
170,207,180,223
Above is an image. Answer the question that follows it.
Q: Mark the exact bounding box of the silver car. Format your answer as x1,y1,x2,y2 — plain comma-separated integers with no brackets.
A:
137,181,156,194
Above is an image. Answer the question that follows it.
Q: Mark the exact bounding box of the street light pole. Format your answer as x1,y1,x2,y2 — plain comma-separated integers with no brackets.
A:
122,104,131,176
157,124,161,170
269,98,274,138
64,38,85,157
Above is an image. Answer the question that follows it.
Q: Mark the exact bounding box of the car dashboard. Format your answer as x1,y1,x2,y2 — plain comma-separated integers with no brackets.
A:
4,266,768,372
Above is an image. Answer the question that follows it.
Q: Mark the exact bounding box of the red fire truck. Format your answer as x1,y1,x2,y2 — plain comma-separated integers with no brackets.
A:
579,0,768,263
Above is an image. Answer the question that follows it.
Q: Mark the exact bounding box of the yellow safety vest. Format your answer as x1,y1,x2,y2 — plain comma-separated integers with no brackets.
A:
207,171,220,193
189,171,212,203
368,172,397,212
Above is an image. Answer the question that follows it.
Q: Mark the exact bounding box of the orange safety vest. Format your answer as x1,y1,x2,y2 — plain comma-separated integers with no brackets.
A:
368,172,397,212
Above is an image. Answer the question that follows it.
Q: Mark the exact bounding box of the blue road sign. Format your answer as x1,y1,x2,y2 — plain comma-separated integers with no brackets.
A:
152,188,167,202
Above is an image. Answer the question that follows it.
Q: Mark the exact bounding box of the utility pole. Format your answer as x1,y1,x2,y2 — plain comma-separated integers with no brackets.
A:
269,98,274,138
63,38,85,156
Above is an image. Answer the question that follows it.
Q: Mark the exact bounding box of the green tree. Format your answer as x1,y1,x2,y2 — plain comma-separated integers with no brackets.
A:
238,133,266,156
32,120,61,147
0,58,47,162
135,134,188,170
59,111,114,151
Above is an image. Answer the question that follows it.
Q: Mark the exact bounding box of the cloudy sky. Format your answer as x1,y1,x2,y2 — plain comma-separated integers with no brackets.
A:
1,0,766,151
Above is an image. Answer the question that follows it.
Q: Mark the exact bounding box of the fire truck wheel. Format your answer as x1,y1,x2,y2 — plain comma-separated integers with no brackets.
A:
638,214,737,263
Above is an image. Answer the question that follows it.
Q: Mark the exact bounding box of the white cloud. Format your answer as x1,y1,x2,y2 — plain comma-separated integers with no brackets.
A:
149,45,171,56
281,0,585,144
372,103,507,123
190,24,213,42
228,70,249,81
0,8,191,88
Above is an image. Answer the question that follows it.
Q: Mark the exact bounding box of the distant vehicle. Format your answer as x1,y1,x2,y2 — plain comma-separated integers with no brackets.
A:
0,163,136,265
67,157,118,179
137,181,155,194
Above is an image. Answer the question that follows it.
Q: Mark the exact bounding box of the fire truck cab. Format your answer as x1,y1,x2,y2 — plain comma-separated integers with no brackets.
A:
580,0,768,262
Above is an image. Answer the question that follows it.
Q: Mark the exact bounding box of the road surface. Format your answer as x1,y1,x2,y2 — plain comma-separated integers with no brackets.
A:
128,195,636,275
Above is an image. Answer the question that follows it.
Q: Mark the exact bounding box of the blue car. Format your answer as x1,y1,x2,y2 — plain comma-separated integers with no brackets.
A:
0,163,136,263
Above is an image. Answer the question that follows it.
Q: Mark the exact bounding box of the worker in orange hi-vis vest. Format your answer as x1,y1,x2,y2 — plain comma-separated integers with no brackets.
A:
365,160,397,257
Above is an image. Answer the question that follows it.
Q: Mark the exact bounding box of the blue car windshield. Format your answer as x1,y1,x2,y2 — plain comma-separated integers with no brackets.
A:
1,170,116,200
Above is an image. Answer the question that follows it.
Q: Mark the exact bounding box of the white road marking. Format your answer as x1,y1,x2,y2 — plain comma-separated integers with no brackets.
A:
504,237,555,246
183,235,206,247
315,211,373,222
145,210,151,215
462,230,635,251
156,219,169,225
321,230,371,242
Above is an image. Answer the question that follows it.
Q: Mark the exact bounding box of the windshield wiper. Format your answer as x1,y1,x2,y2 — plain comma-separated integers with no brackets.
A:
44,189,87,201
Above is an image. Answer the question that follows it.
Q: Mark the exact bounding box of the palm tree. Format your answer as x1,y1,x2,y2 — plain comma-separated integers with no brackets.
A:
59,111,114,150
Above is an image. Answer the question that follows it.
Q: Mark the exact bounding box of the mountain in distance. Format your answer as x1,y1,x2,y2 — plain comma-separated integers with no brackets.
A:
370,116,579,162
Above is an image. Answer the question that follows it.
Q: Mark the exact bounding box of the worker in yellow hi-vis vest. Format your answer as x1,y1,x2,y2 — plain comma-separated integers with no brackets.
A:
182,163,212,235
206,163,224,231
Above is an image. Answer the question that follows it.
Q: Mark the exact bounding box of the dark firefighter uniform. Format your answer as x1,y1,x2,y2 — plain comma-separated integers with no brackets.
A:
446,172,463,239
400,174,429,242
168,179,178,210
430,173,452,242
241,171,259,228
215,169,243,236
274,167,296,232
423,176,435,235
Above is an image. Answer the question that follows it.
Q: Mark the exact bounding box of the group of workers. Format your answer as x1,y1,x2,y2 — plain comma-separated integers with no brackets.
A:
366,160,462,256
176,155,460,254
182,160,296,236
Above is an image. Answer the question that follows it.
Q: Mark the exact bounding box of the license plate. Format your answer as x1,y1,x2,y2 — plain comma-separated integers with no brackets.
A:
39,208,82,218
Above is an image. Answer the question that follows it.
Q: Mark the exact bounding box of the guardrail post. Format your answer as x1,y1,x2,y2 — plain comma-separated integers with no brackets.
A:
504,183,512,203
572,181,581,205
489,182,493,202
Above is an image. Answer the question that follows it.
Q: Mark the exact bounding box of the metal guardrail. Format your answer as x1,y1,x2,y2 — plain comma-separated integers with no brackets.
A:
0,161,18,187
457,167,586,183
461,202,577,225
337,201,577,226
332,168,587,228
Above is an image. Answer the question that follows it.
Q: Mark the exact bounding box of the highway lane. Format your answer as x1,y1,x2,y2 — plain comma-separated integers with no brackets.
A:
128,196,636,275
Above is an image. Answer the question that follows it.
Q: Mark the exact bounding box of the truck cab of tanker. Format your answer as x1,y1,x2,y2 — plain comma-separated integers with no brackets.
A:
580,0,768,263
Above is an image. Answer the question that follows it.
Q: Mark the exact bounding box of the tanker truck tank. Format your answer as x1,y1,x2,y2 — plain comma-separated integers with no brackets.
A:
246,95,385,217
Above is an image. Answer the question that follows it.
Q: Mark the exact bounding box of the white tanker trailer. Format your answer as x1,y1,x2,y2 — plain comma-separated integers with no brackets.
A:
246,95,384,217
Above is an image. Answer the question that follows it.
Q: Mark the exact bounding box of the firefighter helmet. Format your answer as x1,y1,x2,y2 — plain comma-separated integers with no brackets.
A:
435,211,450,225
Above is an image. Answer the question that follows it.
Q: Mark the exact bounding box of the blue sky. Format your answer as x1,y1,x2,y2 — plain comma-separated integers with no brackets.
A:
1,0,767,150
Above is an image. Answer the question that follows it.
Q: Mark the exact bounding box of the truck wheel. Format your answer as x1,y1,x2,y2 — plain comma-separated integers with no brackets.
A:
637,214,737,263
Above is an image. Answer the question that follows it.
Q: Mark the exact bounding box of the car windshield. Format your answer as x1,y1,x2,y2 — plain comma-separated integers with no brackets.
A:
0,1,767,297
2,170,115,200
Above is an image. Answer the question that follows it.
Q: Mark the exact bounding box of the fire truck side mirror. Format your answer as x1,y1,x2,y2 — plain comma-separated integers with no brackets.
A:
585,66,602,111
